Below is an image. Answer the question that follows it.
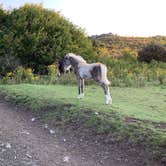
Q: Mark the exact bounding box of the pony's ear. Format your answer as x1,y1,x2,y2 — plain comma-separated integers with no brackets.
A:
65,53,73,58
65,55,70,59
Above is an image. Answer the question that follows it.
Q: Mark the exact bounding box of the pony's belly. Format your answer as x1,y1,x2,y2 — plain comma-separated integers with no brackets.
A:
79,64,93,79
79,71,92,79
80,73,92,79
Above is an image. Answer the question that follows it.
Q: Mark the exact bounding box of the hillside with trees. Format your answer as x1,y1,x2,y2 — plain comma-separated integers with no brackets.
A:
91,33,166,57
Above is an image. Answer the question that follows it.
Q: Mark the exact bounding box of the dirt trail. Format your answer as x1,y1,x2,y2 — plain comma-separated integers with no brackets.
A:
0,100,162,166
0,100,102,166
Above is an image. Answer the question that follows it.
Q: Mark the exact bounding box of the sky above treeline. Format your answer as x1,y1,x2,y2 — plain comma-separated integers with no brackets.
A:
1,0,166,37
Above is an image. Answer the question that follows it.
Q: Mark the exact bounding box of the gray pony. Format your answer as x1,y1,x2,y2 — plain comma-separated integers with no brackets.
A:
58,53,112,105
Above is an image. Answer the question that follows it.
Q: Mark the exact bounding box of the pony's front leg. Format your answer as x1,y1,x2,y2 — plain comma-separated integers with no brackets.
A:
81,79,84,97
77,79,84,99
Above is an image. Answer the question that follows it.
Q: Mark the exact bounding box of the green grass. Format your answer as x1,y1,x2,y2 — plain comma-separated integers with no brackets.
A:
0,84,165,159
0,84,165,122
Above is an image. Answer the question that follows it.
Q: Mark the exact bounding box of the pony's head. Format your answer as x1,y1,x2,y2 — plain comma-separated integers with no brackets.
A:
58,55,71,75
58,53,86,76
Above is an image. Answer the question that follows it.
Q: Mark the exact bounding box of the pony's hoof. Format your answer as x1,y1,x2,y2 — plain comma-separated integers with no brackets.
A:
105,95,112,105
77,96,81,99
106,99,112,105
77,93,84,99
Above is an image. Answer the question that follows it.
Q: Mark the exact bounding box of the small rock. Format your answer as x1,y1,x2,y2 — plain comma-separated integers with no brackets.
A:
31,118,36,122
6,143,11,149
1,149,6,152
26,153,32,158
125,158,128,162
49,129,55,134
63,156,70,163
44,124,48,129
0,143,4,147
63,138,66,142
21,131,30,135
117,158,121,161
99,160,104,164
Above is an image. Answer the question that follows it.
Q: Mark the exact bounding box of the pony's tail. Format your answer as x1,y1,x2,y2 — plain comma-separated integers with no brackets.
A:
105,77,110,85
100,64,110,85
106,79,111,86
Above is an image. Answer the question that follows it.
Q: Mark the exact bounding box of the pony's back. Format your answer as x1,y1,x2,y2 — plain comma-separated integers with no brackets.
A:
66,53,87,64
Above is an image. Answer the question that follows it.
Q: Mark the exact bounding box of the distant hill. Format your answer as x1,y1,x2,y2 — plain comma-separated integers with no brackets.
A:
90,33,166,56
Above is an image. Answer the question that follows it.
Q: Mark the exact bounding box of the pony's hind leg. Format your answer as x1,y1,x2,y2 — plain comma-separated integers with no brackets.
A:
101,83,112,105
77,78,84,99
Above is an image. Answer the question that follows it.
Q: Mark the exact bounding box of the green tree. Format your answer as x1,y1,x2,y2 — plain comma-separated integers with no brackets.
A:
0,4,96,74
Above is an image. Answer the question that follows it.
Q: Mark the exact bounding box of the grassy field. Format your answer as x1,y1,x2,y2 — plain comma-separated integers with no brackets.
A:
0,84,165,158
0,84,165,122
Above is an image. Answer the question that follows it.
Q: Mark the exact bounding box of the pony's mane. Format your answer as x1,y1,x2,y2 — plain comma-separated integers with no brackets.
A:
66,53,87,63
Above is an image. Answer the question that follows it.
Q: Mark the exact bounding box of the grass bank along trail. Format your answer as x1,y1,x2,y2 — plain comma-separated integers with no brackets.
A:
0,100,103,166
0,84,166,165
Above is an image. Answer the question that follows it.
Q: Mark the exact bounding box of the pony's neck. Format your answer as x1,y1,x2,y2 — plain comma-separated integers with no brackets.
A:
69,57,86,73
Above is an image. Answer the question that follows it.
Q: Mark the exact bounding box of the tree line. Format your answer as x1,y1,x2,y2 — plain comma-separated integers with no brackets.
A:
0,4,97,75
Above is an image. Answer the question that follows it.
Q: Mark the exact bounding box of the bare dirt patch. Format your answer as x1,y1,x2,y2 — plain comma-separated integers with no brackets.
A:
0,100,164,166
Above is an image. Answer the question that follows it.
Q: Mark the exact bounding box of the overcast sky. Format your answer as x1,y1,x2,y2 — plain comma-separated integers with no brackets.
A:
1,0,166,37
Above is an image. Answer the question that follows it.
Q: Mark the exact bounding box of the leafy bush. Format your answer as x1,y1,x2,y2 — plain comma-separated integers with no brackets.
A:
97,56,166,87
0,55,20,77
14,66,24,83
0,4,97,74
24,68,34,83
121,47,137,61
138,44,166,62
47,64,58,84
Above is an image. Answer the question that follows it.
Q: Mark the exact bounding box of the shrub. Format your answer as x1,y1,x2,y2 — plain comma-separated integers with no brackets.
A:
24,68,34,83
156,68,166,84
14,66,24,83
138,44,166,62
14,67,35,83
0,71,14,84
98,47,111,57
121,47,137,61
0,55,20,76
47,64,57,84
